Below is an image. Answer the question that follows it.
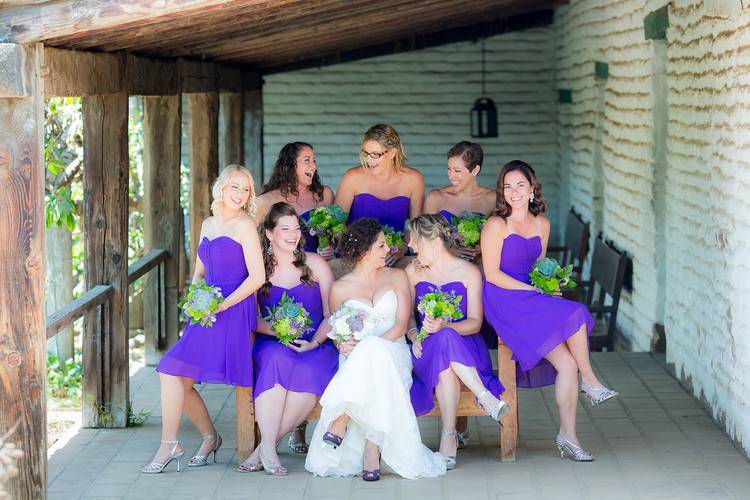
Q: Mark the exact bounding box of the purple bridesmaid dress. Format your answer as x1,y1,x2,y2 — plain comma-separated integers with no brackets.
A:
482,234,594,387
253,281,338,399
299,209,319,253
348,193,410,231
157,236,257,387
410,281,503,416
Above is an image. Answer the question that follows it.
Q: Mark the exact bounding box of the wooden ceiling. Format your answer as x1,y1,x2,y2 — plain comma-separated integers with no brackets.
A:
1,0,560,71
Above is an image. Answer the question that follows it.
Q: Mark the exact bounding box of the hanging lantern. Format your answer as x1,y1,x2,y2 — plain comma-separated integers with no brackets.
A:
470,39,498,138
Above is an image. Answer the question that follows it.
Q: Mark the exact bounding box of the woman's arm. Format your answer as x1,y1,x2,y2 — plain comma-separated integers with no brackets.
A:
217,217,266,312
191,219,209,284
480,216,536,292
422,189,440,215
539,216,551,258
322,185,335,206
333,168,358,214
408,169,425,219
381,270,414,342
308,254,335,344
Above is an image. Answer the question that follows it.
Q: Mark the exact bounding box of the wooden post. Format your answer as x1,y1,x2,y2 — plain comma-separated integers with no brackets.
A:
82,76,129,428
236,386,255,462
498,341,518,461
0,42,46,500
188,92,218,272
219,91,244,167
143,95,181,364
243,87,263,185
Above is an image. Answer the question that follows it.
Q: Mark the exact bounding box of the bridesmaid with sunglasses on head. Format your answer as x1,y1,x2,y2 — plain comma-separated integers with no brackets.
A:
335,124,424,267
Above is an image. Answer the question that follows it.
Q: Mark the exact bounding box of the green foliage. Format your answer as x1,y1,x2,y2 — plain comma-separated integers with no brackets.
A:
127,403,151,427
450,211,487,248
47,354,82,400
529,257,577,295
383,226,405,252
180,279,224,327
264,291,313,346
305,204,347,250
415,288,464,341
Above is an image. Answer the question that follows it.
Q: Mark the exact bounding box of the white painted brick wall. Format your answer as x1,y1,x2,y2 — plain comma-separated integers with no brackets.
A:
262,28,559,220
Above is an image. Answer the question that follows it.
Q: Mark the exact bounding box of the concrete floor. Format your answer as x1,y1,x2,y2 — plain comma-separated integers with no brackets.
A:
46,352,750,500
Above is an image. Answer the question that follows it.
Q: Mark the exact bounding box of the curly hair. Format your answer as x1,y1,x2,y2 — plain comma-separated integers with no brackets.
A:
337,217,383,266
360,124,407,172
406,214,455,249
258,202,314,296
447,141,484,173
262,142,325,201
493,160,547,218
211,164,257,218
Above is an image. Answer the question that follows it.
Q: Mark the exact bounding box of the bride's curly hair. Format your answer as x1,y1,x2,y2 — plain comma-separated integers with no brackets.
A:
337,218,383,266
262,142,325,201
258,202,314,296
493,160,547,218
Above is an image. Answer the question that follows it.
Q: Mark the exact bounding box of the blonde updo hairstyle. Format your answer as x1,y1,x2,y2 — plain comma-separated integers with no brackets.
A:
406,214,455,249
360,124,407,172
211,164,258,218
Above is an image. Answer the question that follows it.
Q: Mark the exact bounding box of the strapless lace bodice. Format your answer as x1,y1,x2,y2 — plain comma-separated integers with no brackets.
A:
342,290,404,344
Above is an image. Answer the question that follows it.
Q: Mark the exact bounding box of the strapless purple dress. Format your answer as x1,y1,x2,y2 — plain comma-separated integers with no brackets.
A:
482,234,594,387
299,209,319,253
157,236,257,386
253,281,338,398
348,193,410,231
410,281,503,416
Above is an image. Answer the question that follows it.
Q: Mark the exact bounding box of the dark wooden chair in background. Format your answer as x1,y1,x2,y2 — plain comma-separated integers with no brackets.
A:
579,238,627,351
548,208,590,278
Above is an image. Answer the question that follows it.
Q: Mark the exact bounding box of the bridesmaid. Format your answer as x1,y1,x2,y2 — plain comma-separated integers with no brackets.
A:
256,142,336,258
335,124,424,266
423,141,495,260
481,160,619,461
143,164,264,473
405,214,508,469
238,202,337,475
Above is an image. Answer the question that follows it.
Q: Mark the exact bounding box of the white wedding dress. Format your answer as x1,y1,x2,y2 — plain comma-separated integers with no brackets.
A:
305,290,447,479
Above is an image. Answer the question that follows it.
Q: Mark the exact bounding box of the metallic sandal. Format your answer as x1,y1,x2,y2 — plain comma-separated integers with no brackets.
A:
555,434,594,462
322,431,343,449
141,440,184,474
259,448,288,476
288,422,308,454
456,430,470,450
439,431,458,470
237,454,264,473
477,390,511,424
188,433,222,467
580,383,619,407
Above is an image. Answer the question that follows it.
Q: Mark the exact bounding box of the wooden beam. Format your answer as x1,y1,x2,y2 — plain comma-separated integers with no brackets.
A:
219,91,243,168
0,43,25,97
498,341,518,461
263,9,556,74
143,95,181,364
188,92,219,273
82,84,129,428
127,54,179,95
41,47,123,96
242,87,263,185
0,41,46,500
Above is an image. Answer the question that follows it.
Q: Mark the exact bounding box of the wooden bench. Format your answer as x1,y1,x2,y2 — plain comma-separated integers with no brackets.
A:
235,256,519,463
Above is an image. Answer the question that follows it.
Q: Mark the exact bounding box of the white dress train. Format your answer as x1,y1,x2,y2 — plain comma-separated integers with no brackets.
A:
305,290,447,479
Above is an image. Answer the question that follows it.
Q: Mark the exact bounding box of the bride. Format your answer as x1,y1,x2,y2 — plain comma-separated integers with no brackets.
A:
305,218,447,480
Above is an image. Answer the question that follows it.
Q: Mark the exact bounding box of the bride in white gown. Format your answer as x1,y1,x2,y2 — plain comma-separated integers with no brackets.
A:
305,218,447,480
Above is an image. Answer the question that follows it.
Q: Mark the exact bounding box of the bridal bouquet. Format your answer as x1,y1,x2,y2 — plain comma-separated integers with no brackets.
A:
327,306,373,343
305,204,347,255
383,225,405,253
529,257,577,295
264,292,314,346
415,288,464,341
449,211,487,248
179,279,224,327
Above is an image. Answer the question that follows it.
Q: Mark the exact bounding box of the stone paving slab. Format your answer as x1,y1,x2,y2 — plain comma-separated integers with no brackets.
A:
47,353,750,500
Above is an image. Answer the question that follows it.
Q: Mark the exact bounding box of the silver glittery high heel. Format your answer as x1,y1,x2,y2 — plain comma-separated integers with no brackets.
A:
141,440,184,474
188,433,222,467
555,434,593,462
477,390,511,424
439,431,458,470
580,383,619,407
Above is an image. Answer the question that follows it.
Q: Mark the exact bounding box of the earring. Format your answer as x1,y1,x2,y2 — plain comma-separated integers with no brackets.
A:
267,243,273,256
529,191,535,203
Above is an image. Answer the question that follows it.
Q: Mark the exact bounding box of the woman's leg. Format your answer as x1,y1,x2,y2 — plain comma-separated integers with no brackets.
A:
152,373,187,462
180,378,218,457
564,324,603,388
544,343,581,445
328,413,351,437
434,368,461,457
449,361,489,397
363,439,380,471
276,392,318,440
254,385,288,465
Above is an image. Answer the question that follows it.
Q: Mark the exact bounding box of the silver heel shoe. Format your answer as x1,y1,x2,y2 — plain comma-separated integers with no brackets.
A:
288,422,308,454
188,433,222,467
580,383,619,407
456,430,470,450
477,390,511,424
555,434,593,462
439,431,458,470
141,440,184,474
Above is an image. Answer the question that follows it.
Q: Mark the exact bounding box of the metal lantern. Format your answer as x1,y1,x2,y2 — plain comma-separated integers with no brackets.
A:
470,39,498,138
471,97,497,138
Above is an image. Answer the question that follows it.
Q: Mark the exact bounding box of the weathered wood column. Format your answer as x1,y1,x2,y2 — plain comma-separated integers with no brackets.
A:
219,91,244,167
143,95,182,363
0,42,46,500
243,83,263,184
82,58,130,428
188,92,219,271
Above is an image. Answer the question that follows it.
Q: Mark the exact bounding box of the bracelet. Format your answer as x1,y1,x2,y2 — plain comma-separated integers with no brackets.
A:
407,327,418,339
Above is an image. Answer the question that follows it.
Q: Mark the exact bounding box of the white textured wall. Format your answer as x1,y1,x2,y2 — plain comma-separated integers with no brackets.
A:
262,28,559,219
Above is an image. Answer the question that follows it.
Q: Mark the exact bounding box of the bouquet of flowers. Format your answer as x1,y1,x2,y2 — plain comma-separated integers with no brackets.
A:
263,292,314,346
327,306,373,343
305,204,347,255
415,287,464,341
450,211,487,248
383,225,405,253
529,257,577,295
179,279,224,327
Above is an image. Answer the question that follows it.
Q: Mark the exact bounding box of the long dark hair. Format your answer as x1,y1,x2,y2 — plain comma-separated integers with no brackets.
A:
258,202,315,296
262,142,325,201
493,160,547,218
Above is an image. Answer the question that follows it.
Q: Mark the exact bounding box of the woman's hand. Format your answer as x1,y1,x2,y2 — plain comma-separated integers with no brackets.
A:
450,246,480,261
288,339,320,353
422,317,444,334
411,338,423,359
337,338,358,357
317,245,335,261
385,245,406,267
216,302,229,314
